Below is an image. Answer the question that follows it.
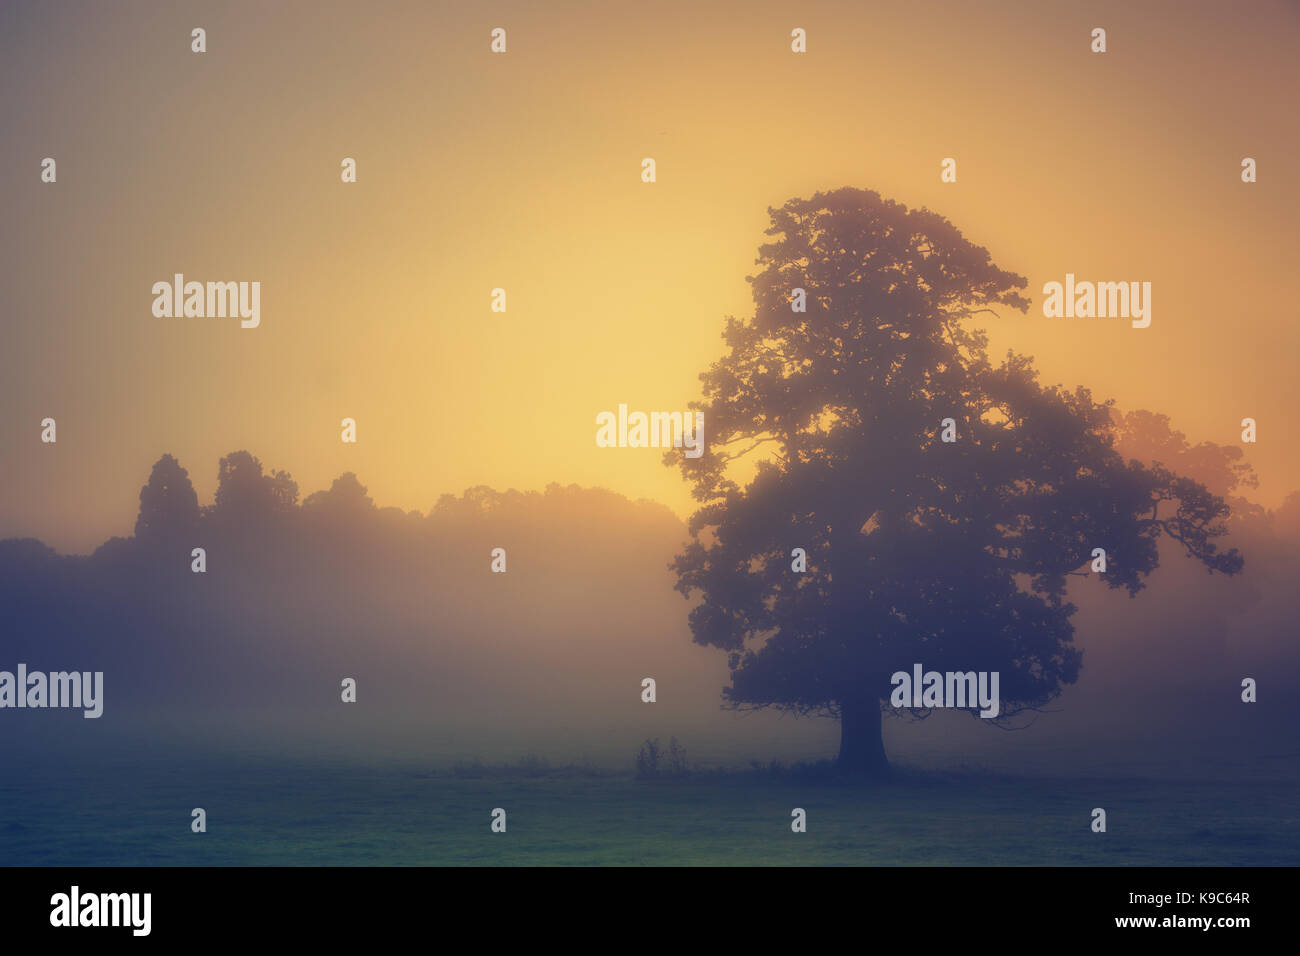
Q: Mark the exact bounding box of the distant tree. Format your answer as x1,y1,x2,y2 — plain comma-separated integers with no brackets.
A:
267,468,300,512
430,486,510,518
303,472,374,519
1110,409,1258,501
208,451,298,528
134,454,200,545
669,188,1243,778
1275,491,1300,539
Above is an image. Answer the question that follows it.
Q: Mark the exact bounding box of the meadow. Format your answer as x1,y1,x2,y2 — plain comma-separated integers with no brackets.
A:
2,748,1294,866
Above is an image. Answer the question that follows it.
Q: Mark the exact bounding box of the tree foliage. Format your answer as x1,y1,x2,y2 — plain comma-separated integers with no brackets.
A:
668,189,1242,767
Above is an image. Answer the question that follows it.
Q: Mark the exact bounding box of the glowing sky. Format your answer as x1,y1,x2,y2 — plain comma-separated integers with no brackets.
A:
3,0,1296,552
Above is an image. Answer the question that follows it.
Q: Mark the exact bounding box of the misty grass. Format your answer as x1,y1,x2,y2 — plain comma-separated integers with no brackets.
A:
2,753,1294,866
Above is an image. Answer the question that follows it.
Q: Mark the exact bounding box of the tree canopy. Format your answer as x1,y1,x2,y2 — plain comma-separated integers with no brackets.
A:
669,188,1243,776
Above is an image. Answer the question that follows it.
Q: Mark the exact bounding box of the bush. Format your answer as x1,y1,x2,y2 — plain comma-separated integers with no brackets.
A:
667,736,688,775
636,737,688,778
635,738,663,778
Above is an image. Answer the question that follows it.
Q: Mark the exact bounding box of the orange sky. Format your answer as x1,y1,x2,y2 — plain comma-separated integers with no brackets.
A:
3,0,1297,553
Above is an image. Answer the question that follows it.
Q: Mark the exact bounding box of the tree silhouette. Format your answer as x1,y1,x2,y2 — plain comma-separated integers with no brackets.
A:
669,188,1243,778
208,450,298,531
135,453,200,547
302,472,375,530
303,472,373,513
1109,408,1258,502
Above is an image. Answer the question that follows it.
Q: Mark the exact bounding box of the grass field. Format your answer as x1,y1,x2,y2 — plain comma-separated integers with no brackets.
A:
2,750,1296,866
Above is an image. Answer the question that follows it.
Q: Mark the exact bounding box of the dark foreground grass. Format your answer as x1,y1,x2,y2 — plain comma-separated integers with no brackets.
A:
2,753,1296,865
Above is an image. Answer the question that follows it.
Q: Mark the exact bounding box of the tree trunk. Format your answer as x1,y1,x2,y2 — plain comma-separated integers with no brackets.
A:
837,696,890,779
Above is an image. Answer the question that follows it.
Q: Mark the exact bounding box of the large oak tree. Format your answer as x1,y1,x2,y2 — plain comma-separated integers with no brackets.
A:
669,188,1242,777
